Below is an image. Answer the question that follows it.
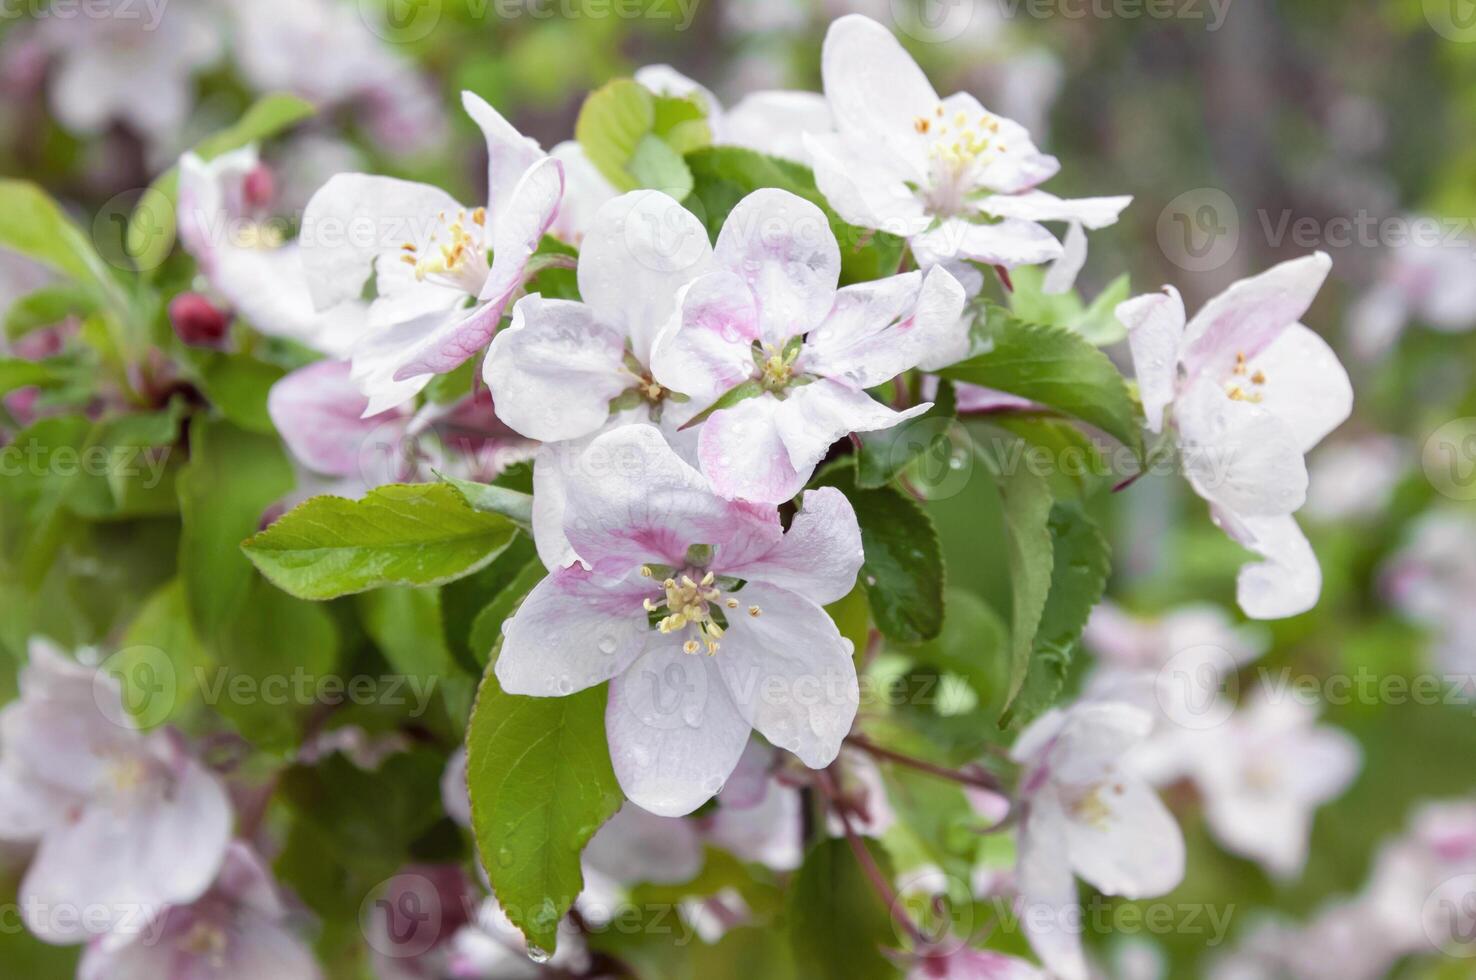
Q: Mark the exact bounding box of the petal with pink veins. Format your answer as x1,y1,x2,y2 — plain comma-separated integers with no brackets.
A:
650,271,762,405
720,487,863,606
268,360,409,477
773,380,929,493
714,189,841,346
805,266,967,388
1179,252,1332,383
1118,287,1187,434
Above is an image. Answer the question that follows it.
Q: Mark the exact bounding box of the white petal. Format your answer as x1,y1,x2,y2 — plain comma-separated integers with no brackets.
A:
268,360,408,477
476,155,565,317
531,440,584,571
1176,379,1308,517
774,380,929,485
299,174,462,312
1118,287,1187,434
1016,799,1088,980
577,191,715,362
1244,323,1353,453
606,650,751,816
462,91,545,225
1041,221,1088,296
911,216,1063,269
714,584,858,768
806,132,929,235
495,567,650,697
649,271,761,406
1180,252,1333,383
1212,510,1323,620
484,296,630,442
547,141,617,244
721,488,863,605
714,189,841,345
1063,779,1185,899
721,91,832,164
806,266,967,387
698,395,803,505
820,14,938,175
584,803,704,885
977,191,1132,230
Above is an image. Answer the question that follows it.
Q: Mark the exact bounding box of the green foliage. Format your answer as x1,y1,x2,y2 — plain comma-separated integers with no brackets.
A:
465,669,623,957
787,838,901,980
855,380,958,489
576,79,710,199
818,465,945,644
242,483,520,600
939,305,1143,455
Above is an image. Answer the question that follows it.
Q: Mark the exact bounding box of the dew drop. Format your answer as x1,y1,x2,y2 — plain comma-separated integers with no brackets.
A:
865,574,878,587
497,847,514,868
526,944,551,964
597,634,618,655
555,675,573,695
681,703,703,728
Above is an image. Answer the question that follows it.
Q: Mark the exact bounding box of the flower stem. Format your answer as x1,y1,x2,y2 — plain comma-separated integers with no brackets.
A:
846,734,1008,795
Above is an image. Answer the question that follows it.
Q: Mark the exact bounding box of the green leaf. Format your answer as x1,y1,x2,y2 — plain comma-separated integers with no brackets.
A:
127,93,316,272
855,380,957,489
177,418,295,635
575,80,707,197
465,670,623,957
4,283,95,339
0,181,131,319
0,358,62,397
116,579,213,730
196,354,287,434
438,474,534,530
680,378,765,430
243,483,520,601
441,532,539,672
357,587,467,682
684,146,906,285
1007,267,1131,346
818,466,944,643
994,464,1053,720
1004,502,1110,728
786,838,900,980
468,556,546,667
939,305,1143,455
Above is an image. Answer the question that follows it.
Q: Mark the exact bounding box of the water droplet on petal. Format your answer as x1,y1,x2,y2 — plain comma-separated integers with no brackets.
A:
555,675,573,695
527,944,551,964
597,634,618,655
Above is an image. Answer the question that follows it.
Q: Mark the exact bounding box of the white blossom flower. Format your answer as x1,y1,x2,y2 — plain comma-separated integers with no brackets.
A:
1118,253,1352,619
807,15,1129,270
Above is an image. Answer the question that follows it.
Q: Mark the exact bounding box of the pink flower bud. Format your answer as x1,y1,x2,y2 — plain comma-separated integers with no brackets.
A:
169,292,229,347
243,164,277,211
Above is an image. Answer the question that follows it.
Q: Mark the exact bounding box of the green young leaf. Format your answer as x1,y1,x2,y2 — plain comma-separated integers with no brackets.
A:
242,483,520,601
0,181,132,321
127,93,316,272
786,838,899,980
854,380,958,489
440,532,540,672
0,359,62,398
4,283,96,339
195,354,287,434
1003,502,1111,729
938,305,1143,455
465,670,623,956
467,556,546,667
177,418,296,635
116,579,213,731
680,378,766,430
1007,267,1131,347
438,474,535,530
575,80,707,197
994,463,1054,720
684,146,906,285
818,466,944,643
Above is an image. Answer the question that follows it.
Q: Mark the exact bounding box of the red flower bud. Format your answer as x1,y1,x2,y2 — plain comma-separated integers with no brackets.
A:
169,292,230,347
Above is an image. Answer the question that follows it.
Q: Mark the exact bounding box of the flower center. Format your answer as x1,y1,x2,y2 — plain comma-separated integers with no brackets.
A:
917,104,1010,217
1224,351,1268,403
231,220,285,251
180,921,229,964
757,343,800,391
641,566,761,656
400,207,490,294
1067,782,1124,829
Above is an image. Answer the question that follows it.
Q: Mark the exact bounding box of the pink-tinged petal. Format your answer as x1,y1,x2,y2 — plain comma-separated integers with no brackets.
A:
388,297,505,384
214,244,364,356
715,189,841,345
911,216,1063,270
722,91,832,164
531,441,584,571
300,173,462,312
81,908,321,980
773,380,929,491
578,191,715,362
953,384,1038,413
584,803,704,885
1063,777,1184,899
484,295,630,442
806,132,930,236
806,267,967,387
348,311,445,416
714,584,859,769
977,190,1132,230
721,488,863,606
699,394,805,505
479,154,565,309
176,147,258,269
707,777,804,871
607,649,752,816
495,566,651,697
1176,379,1308,518
1016,798,1088,980
565,425,780,576
650,271,762,405
1179,253,1333,383
1244,323,1353,454
909,949,1048,980
1212,510,1322,620
547,140,617,244
1118,287,1187,434
820,15,938,175
461,91,545,224
22,743,231,944
268,360,408,477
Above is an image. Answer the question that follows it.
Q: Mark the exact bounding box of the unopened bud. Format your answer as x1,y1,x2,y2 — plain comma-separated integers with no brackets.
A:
243,164,276,211
169,292,229,347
